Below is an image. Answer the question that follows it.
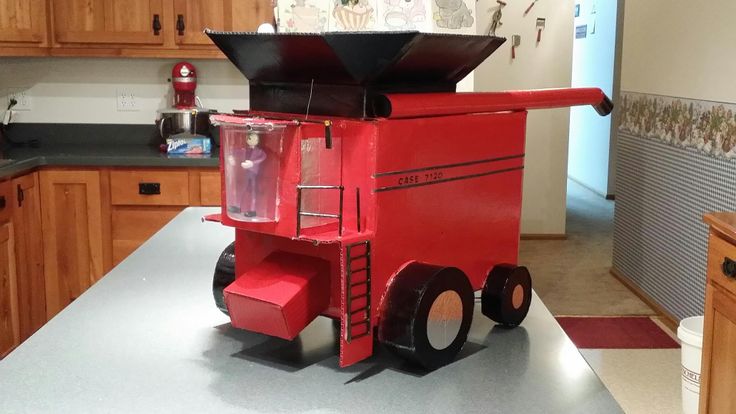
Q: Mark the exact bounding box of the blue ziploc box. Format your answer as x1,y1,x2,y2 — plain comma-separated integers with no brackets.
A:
166,137,212,154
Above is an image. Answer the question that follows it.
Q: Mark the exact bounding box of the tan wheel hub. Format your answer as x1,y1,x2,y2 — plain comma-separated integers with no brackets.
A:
512,284,525,309
427,290,463,350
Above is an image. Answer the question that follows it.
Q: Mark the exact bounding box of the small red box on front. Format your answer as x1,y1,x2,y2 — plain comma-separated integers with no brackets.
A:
223,251,330,340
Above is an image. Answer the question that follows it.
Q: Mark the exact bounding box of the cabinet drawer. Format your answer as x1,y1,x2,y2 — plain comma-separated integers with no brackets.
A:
708,233,736,297
199,171,221,206
110,171,189,206
0,180,11,223
112,207,183,265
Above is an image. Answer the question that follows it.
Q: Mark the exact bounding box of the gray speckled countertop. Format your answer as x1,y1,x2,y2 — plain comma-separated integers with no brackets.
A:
0,208,622,414
0,145,219,178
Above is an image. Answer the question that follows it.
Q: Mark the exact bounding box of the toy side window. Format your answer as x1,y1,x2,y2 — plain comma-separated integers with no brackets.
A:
299,135,343,231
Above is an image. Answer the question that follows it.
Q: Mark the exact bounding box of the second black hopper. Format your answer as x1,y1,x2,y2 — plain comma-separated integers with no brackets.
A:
206,30,506,118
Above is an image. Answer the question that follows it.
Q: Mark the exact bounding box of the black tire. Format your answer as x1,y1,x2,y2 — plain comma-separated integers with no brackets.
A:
481,265,532,327
378,263,474,370
213,242,236,315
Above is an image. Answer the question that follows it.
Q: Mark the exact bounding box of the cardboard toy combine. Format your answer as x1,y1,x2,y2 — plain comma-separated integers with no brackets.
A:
204,31,612,369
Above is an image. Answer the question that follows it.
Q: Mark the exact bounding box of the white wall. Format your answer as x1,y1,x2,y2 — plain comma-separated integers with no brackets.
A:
621,0,736,101
0,58,249,124
475,0,575,235
567,0,617,197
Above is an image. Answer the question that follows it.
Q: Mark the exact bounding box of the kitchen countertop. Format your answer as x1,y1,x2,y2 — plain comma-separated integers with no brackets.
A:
0,208,622,414
0,144,219,178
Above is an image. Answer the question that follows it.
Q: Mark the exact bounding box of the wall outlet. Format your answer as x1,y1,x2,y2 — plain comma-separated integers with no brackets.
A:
7,87,32,111
116,89,139,112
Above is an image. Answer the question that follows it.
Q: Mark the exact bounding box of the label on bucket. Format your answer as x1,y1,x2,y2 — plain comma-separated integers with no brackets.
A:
682,365,700,391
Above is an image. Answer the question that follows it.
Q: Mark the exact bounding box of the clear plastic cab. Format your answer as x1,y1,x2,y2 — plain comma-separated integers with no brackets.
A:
218,118,285,222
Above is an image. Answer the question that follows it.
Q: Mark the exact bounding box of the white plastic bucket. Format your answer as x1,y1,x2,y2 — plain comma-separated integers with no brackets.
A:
677,316,704,414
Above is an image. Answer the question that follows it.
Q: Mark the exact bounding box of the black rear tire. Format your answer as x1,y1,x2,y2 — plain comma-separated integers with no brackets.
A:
379,263,474,370
481,265,532,327
213,242,236,315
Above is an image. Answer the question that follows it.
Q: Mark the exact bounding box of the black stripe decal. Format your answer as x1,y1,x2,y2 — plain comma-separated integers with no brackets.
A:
374,166,525,193
374,154,526,178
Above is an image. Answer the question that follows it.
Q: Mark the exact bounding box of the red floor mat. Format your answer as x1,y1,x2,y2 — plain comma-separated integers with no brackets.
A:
556,317,680,349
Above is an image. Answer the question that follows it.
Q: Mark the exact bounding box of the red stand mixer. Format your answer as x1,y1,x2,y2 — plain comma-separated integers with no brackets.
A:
157,61,216,144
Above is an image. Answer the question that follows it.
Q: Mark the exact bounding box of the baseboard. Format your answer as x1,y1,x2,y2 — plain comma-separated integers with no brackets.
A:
610,266,679,332
520,233,567,240
567,176,608,198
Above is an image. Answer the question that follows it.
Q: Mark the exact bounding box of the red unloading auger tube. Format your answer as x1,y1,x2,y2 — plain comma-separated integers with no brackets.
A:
372,88,614,118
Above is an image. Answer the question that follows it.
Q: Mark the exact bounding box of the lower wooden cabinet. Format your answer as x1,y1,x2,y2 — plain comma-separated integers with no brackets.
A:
0,221,19,357
1,166,219,353
701,213,736,413
40,170,105,319
12,173,46,340
111,206,183,265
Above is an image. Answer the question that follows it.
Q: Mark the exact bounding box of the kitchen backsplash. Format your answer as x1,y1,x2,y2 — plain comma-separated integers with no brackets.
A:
0,58,249,125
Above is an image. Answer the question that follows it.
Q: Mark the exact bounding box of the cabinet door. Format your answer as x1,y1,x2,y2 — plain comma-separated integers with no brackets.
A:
173,0,272,46
12,173,46,340
700,284,736,413
0,0,47,44
0,221,19,358
40,171,105,319
53,0,165,45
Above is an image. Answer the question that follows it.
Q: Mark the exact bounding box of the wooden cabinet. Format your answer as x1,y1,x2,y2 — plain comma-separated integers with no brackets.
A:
12,173,46,341
700,213,736,413
40,170,105,319
0,0,48,49
109,169,190,265
0,221,19,358
0,167,219,351
0,179,19,357
11,0,273,57
173,0,271,46
52,0,165,45
199,171,222,206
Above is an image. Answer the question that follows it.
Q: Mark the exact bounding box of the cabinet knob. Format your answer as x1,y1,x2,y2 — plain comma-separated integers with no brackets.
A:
722,257,736,278
152,14,162,35
176,15,185,36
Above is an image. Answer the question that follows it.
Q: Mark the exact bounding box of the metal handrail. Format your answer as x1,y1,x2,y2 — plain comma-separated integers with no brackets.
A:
296,185,344,237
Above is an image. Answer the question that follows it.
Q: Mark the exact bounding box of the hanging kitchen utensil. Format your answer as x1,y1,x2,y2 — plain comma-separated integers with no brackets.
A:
536,18,546,43
511,34,521,59
523,0,539,17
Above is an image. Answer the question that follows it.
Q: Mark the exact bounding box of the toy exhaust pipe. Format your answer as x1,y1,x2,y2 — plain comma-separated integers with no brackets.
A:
372,88,613,119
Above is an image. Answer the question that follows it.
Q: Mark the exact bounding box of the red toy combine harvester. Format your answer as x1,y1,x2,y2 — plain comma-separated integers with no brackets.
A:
204,31,612,369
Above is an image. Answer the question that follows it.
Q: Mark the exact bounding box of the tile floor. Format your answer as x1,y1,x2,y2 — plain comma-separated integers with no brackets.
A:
524,180,682,414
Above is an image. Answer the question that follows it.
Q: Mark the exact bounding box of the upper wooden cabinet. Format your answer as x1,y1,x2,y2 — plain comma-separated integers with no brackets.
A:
52,0,165,45
0,0,48,46
0,0,272,57
173,0,271,46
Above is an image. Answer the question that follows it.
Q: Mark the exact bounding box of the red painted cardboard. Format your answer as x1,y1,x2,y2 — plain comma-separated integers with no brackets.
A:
214,88,612,367
224,251,330,340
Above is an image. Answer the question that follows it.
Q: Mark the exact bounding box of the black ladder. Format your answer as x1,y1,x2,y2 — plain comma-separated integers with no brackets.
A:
345,240,371,342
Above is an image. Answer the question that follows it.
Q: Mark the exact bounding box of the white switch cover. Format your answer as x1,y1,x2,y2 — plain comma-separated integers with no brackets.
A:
116,89,139,111
7,87,32,111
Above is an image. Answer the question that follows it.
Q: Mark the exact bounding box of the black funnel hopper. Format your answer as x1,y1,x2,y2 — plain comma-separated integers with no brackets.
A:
206,30,506,118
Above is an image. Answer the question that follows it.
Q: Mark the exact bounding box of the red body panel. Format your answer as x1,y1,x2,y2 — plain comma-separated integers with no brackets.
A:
216,88,609,367
224,251,330,340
